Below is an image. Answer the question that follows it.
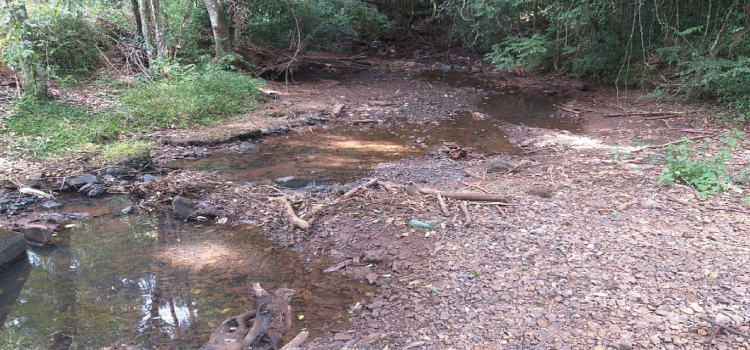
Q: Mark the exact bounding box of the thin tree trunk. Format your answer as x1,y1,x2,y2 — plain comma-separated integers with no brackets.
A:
139,0,155,61
202,0,232,57
130,0,144,39
151,0,168,59
172,0,195,58
8,4,47,98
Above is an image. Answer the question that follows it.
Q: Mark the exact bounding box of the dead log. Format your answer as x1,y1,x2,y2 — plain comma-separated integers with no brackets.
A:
200,283,296,350
272,196,310,230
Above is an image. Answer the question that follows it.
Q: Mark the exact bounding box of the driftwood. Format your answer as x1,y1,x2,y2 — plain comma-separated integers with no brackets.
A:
272,196,310,230
279,331,309,350
604,111,685,118
200,283,296,350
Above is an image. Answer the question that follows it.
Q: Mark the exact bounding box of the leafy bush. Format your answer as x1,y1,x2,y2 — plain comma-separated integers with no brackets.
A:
658,133,743,198
485,34,551,71
37,14,110,77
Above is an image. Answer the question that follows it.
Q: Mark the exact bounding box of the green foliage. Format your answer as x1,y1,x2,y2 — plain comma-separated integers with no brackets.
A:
101,140,153,165
120,68,265,129
485,34,550,71
5,98,121,157
3,67,264,158
244,0,380,50
658,132,744,198
37,14,110,77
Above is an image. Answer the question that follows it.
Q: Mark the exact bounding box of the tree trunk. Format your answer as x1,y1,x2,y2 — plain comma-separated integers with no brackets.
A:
202,0,232,57
8,4,47,98
151,0,168,59
130,0,144,39
137,0,168,62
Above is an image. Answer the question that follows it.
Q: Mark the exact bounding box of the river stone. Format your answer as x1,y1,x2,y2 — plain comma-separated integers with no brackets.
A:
66,173,98,187
18,224,58,245
172,195,195,219
275,176,296,184
0,230,26,271
42,200,63,209
486,160,521,173
239,142,260,154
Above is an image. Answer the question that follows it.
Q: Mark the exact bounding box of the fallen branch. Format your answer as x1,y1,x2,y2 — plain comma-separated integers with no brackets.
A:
323,258,355,273
554,105,580,115
280,331,309,350
418,187,510,203
630,135,712,153
699,316,750,340
459,201,472,226
351,119,378,125
271,196,310,230
645,114,679,120
19,187,54,199
604,111,685,118
437,193,450,216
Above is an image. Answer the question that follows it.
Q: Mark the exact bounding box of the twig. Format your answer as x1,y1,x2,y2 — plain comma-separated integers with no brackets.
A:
699,316,750,340
459,201,472,226
660,192,703,211
555,105,580,115
644,114,680,120
631,135,712,153
436,193,450,216
605,111,685,118
323,259,354,273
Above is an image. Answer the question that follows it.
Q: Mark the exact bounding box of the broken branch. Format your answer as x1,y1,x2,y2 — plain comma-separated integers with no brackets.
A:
271,196,310,230
604,111,685,118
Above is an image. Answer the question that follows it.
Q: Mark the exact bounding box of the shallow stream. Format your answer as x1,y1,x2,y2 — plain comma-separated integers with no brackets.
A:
0,70,581,349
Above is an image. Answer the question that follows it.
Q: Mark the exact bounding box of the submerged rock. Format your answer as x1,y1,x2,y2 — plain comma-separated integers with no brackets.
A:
239,142,260,154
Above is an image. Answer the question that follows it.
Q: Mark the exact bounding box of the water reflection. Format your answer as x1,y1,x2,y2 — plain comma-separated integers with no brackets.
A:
0,199,369,349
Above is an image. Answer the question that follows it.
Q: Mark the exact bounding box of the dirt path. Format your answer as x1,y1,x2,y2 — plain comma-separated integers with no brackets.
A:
3,59,750,350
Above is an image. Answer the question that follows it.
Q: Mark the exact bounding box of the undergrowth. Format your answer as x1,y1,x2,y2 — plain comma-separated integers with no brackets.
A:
658,132,744,198
3,68,264,158
121,68,265,129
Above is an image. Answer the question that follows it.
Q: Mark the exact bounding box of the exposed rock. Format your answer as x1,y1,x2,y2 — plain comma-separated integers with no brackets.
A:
363,250,386,263
172,195,196,220
486,159,521,173
0,230,26,271
65,173,98,187
18,223,58,245
41,200,63,209
143,174,157,182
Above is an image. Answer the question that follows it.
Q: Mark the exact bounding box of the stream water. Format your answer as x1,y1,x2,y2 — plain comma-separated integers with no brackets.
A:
169,70,582,186
0,70,582,349
0,196,370,349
